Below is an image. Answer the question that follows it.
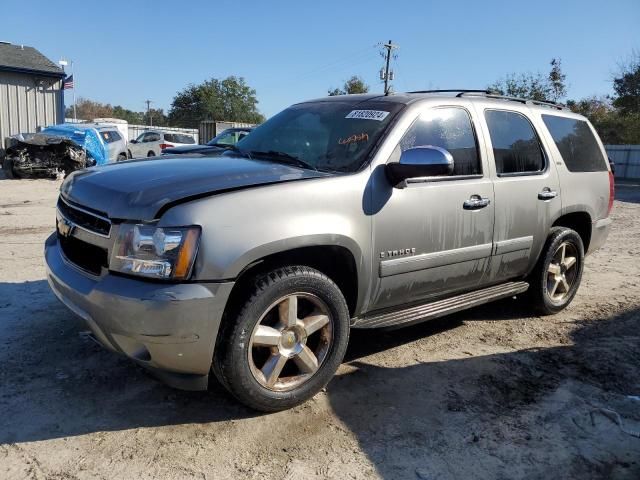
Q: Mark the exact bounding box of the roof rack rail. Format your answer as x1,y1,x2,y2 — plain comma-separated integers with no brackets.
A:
481,94,567,110
407,89,493,96
406,89,568,110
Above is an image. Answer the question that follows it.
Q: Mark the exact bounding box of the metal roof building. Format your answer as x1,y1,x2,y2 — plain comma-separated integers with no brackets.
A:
0,42,65,148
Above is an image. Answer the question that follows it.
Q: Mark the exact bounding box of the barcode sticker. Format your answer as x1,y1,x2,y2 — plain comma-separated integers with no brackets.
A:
345,110,390,121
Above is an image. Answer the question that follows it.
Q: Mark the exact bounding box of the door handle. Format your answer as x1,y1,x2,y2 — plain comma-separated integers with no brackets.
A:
463,195,491,210
538,188,558,200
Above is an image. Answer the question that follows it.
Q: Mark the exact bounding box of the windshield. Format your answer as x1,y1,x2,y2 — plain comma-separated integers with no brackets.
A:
235,101,403,172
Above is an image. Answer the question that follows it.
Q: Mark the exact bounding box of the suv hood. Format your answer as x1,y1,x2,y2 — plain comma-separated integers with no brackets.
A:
60,154,328,220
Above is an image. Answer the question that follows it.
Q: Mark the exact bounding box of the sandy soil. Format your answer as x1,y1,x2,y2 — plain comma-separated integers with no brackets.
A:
1,174,639,480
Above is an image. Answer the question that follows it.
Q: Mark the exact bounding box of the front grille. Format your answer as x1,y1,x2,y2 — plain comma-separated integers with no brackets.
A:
59,233,108,276
57,197,111,237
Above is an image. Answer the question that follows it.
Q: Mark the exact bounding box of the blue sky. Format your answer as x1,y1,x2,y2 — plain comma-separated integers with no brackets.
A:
2,0,638,118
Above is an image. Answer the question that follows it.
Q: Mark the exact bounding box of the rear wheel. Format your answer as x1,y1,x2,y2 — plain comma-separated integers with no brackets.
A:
214,266,350,412
528,227,584,315
117,153,127,162
147,151,155,157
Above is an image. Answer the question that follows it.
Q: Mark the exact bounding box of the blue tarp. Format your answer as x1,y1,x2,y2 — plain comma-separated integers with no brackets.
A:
41,124,109,166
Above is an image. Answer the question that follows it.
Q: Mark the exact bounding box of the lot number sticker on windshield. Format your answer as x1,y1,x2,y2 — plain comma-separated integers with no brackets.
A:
345,110,390,121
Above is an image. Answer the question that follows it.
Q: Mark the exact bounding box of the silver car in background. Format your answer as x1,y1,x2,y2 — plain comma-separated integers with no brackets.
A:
128,130,196,158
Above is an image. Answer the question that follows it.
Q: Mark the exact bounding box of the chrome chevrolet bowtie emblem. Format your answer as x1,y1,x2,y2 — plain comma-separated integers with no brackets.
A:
57,216,75,238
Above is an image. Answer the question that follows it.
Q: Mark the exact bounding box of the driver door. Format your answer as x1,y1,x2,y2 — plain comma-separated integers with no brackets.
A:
368,104,495,311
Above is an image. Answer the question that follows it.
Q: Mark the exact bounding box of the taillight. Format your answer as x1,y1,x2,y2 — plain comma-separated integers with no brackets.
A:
607,171,615,216
160,143,174,150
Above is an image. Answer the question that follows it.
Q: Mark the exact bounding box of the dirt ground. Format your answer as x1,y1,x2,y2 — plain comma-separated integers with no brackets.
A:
1,174,639,480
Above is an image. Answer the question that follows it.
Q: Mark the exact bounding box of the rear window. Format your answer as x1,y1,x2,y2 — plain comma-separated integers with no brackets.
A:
485,110,545,175
164,133,195,144
101,131,119,143
541,115,607,172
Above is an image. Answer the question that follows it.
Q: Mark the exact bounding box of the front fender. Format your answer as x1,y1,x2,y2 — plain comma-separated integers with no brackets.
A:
227,233,364,279
158,173,372,289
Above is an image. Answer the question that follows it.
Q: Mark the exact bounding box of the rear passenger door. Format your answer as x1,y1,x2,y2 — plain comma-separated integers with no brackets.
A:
476,107,562,283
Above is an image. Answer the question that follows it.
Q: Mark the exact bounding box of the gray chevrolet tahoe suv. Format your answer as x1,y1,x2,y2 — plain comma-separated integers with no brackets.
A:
45,90,614,411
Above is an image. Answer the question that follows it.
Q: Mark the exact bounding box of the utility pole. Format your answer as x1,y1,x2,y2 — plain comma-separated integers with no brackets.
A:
145,99,153,127
380,40,398,95
71,61,77,122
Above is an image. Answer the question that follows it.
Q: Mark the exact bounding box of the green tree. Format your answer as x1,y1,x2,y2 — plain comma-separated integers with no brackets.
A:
566,95,640,145
142,108,169,127
489,58,566,102
328,75,370,96
548,58,567,102
112,105,143,124
168,76,265,128
65,98,113,121
612,51,640,116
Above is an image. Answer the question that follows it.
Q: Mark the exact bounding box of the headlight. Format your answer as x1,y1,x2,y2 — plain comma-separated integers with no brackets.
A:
110,224,200,280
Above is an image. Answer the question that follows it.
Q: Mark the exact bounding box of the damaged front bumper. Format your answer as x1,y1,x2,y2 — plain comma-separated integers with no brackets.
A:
44,232,234,390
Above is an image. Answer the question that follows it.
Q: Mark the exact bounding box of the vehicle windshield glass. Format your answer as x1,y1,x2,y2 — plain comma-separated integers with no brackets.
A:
235,101,404,172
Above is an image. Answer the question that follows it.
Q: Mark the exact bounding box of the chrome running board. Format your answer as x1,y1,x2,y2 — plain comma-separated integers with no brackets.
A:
352,281,529,329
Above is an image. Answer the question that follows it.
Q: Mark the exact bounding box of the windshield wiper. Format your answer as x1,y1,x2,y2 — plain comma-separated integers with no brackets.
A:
248,150,317,171
210,143,238,149
217,144,252,159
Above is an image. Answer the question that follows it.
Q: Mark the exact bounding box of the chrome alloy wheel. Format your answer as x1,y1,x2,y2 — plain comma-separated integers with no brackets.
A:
248,293,333,391
546,241,579,302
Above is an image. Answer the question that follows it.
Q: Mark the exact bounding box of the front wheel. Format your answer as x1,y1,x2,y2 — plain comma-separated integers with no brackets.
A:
528,227,585,315
214,266,350,412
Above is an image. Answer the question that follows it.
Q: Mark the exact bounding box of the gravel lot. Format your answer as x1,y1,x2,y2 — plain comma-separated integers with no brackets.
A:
1,175,639,480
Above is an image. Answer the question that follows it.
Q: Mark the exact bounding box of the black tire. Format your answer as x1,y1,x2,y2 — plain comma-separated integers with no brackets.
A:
117,153,127,162
527,227,584,315
127,150,133,159
147,151,155,157
214,266,350,412
2,157,15,179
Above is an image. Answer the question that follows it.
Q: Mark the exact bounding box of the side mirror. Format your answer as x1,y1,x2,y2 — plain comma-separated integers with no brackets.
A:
386,146,454,187
130,139,137,144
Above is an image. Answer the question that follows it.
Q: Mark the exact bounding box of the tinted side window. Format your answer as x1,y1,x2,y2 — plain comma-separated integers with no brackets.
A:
541,115,607,172
165,133,195,144
110,131,122,141
485,110,545,175
400,107,481,175
147,133,161,142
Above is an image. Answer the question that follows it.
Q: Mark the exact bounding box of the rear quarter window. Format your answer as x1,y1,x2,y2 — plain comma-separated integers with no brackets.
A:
164,133,195,144
541,115,607,172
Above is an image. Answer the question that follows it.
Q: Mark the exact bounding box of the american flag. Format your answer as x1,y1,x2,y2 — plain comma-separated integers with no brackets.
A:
63,75,74,90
